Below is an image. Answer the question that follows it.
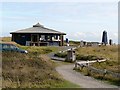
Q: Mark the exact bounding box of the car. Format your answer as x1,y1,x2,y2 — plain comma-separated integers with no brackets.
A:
0,43,28,53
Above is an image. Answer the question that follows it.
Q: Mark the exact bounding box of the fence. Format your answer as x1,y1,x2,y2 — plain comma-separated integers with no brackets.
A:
75,62,120,79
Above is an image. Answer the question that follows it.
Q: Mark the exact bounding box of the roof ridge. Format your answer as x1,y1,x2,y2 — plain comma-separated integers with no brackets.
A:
33,22,44,27
10,23,66,35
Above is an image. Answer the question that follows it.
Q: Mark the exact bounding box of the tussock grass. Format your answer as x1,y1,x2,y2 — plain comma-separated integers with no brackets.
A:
76,45,118,61
75,66,120,86
2,52,80,88
2,52,63,88
1,37,80,88
76,45,119,73
92,61,119,73
75,45,119,86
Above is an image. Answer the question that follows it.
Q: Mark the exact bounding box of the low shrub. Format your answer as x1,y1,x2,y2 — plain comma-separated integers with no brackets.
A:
54,52,67,58
2,52,64,88
76,54,104,61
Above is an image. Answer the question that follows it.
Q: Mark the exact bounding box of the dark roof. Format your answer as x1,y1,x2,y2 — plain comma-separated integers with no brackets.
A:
10,23,66,35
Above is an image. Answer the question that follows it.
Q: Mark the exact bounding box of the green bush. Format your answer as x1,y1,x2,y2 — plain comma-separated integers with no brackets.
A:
76,54,104,61
54,52,67,58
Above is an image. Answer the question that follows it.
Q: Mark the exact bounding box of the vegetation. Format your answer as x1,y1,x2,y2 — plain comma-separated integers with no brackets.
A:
1,37,80,88
2,52,79,88
75,66,120,86
76,54,104,61
0,37,11,42
76,45,118,61
54,52,104,61
54,52,67,58
91,61,119,73
76,45,119,72
20,46,59,54
64,40,80,46
75,45,119,86
1,37,119,86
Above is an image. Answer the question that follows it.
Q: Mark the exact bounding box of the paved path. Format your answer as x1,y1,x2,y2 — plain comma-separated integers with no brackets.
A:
56,64,119,88
48,46,75,61
47,46,119,88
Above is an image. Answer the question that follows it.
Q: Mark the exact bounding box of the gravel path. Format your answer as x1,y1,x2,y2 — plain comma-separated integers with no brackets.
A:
56,64,119,88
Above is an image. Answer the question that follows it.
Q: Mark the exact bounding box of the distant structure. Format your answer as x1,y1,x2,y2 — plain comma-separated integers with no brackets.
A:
80,40,99,47
80,40,87,47
102,31,108,45
66,38,69,46
109,39,113,45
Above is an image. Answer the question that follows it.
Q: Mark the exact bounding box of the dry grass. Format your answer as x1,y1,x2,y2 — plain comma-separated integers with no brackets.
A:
76,45,119,72
76,45,118,61
0,37,11,42
2,52,80,88
0,37,61,54
2,52,63,88
75,45,119,86
1,37,80,88
20,46,59,54
77,45,119,73
64,41,80,46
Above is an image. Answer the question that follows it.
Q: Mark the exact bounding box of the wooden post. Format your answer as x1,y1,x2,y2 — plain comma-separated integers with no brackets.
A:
37,34,39,46
60,35,63,46
30,34,32,46
74,60,78,68
31,34,32,42
12,34,14,41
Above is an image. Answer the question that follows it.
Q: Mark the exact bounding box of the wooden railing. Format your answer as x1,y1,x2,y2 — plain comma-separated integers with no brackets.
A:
75,60,120,79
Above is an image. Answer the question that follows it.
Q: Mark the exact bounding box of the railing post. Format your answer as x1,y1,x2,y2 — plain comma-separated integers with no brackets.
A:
74,61,78,68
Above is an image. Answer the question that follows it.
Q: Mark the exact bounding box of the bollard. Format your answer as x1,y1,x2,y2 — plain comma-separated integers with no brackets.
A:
66,48,76,62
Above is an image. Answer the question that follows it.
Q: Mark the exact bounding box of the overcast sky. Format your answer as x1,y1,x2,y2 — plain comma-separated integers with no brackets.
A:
1,1,118,43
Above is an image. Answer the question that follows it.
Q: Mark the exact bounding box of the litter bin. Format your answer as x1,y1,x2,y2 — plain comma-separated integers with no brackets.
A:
66,48,76,62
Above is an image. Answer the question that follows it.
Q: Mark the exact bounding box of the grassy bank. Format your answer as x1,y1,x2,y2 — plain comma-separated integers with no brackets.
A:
76,45,119,71
54,52,104,61
2,52,80,88
1,37,80,88
0,37,11,42
76,45,118,61
20,46,59,54
75,66,120,86
74,45,119,86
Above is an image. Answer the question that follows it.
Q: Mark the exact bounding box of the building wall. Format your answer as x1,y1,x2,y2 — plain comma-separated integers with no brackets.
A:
12,33,31,45
12,33,64,46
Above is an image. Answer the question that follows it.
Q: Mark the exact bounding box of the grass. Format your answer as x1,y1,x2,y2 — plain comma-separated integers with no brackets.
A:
2,52,80,88
20,46,59,54
91,61,119,73
0,37,61,54
74,45,119,86
76,45,119,72
76,45,118,61
0,37,11,42
54,52,67,58
56,80,80,88
64,40,80,46
54,52,104,61
1,37,80,88
75,66,120,86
